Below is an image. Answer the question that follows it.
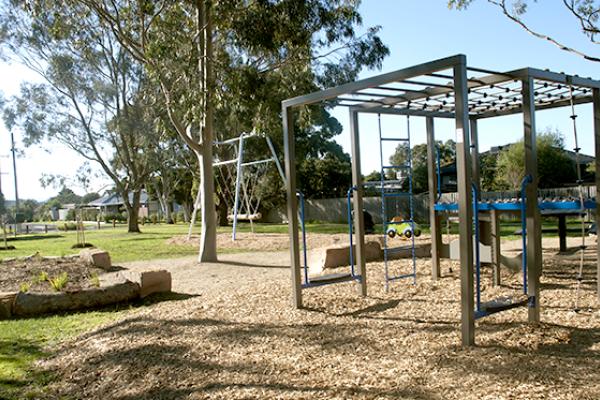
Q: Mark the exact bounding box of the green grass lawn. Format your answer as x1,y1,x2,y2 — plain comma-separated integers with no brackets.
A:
0,219,586,263
0,222,356,263
0,309,128,399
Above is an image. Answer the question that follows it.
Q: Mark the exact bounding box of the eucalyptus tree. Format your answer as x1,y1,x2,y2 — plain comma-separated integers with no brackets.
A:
0,1,157,232
68,0,388,261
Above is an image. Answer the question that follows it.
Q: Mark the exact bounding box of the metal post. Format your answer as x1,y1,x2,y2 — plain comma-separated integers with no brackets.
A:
470,119,480,198
426,116,441,279
283,106,302,308
490,209,501,286
231,134,245,241
523,78,541,323
454,57,475,346
266,136,287,184
593,88,600,300
349,109,367,296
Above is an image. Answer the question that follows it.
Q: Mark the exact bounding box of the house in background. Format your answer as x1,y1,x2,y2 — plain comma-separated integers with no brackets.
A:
87,190,160,218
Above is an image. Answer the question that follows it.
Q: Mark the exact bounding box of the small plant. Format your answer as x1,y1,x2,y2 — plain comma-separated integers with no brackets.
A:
19,282,31,293
37,271,49,283
49,272,69,292
89,273,100,287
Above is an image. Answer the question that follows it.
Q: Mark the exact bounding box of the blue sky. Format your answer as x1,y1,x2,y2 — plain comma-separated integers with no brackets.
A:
1,1,598,200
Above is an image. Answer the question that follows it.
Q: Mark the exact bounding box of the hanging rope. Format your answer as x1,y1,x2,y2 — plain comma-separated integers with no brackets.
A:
568,84,587,312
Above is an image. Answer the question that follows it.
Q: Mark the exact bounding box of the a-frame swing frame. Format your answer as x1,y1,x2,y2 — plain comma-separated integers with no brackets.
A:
213,131,286,240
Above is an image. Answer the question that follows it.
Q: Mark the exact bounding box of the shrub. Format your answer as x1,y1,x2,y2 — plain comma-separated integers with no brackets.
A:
149,214,159,224
58,222,78,231
19,282,31,293
89,273,100,288
49,272,69,292
103,213,127,223
36,271,49,283
65,209,77,221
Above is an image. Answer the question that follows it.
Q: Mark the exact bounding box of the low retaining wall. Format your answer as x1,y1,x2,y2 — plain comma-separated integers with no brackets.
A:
0,269,172,319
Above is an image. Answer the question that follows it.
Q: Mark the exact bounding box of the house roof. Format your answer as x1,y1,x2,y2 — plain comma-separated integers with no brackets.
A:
88,190,150,207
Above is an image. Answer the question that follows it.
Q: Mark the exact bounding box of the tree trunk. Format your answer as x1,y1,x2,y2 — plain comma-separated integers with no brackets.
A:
217,192,229,226
182,201,191,223
187,188,201,240
197,147,217,262
165,198,174,224
196,0,217,262
125,190,141,233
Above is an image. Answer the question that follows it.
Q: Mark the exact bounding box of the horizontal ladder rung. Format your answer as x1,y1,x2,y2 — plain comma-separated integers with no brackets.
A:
385,220,414,225
380,137,409,142
382,192,411,198
382,165,411,169
387,273,416,281
385,246,415,254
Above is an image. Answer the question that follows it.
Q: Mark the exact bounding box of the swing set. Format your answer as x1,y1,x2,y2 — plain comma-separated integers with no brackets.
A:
213,132,285,240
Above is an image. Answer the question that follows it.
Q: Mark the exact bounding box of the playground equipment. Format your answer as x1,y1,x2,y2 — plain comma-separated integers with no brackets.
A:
385,220,421,239
213,132,285,240
297,191,362,288
282,54,600,346
378,115,418,290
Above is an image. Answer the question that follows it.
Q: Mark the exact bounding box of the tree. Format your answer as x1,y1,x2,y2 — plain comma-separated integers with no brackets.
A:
0,192,5,217
449,0,600,62
495,129,577,189
1,1,157,233
69,0,388,261
388,140,455,194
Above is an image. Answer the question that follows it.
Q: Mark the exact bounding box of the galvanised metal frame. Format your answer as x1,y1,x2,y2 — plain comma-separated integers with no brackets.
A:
282,54,600,346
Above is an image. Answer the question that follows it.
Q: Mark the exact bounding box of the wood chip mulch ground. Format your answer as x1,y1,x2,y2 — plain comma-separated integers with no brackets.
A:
37,236,600,399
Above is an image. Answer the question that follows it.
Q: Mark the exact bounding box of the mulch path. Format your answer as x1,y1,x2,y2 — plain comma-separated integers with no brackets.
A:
0,255,108,293
35,236,600,399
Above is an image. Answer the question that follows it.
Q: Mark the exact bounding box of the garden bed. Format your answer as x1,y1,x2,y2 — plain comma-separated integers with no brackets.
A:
0,254,111,294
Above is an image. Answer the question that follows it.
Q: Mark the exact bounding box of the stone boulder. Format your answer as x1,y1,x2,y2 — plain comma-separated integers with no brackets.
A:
0,292,16,319
117,270,172,298
307,241,382,275
80,248,112,270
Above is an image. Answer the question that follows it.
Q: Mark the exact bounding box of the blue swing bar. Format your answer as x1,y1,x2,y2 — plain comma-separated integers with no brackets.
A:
473,175,533,319
298,190,360,289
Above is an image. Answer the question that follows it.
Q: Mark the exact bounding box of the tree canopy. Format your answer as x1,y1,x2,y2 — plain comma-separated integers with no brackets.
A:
492,129,578,189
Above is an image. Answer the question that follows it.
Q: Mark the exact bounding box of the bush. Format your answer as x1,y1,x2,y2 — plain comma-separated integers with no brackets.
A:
89,273,100,288
103,213,127,223
49,272,69,292
65,209,77,221
58,222,78,231
19,282,31,293
149,214,159,224
36,271,49,283
175,211,186,223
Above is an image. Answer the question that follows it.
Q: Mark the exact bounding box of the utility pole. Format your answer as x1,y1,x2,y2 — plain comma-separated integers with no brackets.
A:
10,129,19,237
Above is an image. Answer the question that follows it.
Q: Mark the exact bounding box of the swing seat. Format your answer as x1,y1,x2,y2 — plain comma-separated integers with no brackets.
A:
308,272,354,285
227,212,262,221
480,294,529,314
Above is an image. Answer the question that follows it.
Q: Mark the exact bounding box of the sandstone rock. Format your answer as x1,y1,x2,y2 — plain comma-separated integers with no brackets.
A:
80,249,112,270
307,241,382,275
119,270,172,298
0,292,16,319
12,282,140,317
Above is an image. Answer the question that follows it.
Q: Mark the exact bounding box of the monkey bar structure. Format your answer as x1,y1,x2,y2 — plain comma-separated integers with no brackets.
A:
281,54,600,346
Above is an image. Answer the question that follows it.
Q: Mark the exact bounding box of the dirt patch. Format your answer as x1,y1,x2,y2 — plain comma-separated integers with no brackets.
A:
168,232,432,253
0,255,109,293
36,236,600,399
